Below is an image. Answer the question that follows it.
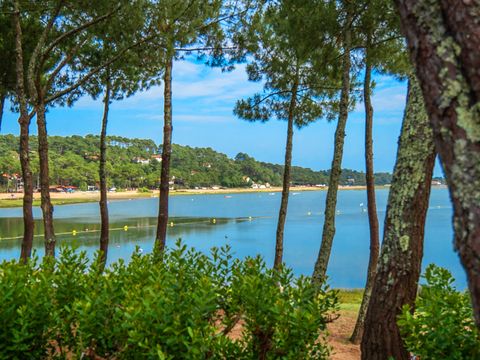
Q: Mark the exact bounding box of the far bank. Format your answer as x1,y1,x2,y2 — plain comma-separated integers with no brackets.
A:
0,186,401,208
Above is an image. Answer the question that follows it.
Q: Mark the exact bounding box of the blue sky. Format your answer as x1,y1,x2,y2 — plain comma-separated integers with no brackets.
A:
2,59,443,176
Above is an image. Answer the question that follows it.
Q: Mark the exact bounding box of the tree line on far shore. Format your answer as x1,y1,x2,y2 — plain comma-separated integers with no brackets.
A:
1,0,480,359
0,134,397,191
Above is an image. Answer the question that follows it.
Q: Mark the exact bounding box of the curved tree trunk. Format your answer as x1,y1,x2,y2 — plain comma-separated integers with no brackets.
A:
99,75,111,269
312,18,352,285
395,0,480,329
273,79,298,270
36,102,56,257
155,55,173,255
13,1,35,262
350,55,380,344
361,76,435,360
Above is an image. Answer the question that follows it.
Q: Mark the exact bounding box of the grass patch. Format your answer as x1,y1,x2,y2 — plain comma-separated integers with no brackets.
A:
0,198,98,208
337,289,363,312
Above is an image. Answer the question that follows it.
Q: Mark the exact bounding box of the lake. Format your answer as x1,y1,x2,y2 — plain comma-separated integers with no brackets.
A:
0,188,465,289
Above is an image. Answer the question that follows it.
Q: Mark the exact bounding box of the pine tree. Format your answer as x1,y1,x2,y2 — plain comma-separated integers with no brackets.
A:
235,0,339,270
78,2,159,268
14,0,148,257
350,0,406,343
12,0,35,262
150,0,246,255
312,0,354,284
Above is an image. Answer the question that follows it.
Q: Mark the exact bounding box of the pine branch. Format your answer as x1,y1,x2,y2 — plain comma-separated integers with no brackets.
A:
175,46,237,52
40,5,121,68
27,0,65,98
249,90,292,108
45,35,154,104
45,39,87,91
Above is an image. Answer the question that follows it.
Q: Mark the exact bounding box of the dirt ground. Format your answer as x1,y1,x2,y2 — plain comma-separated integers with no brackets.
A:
328,310,361,360
222,308,360,359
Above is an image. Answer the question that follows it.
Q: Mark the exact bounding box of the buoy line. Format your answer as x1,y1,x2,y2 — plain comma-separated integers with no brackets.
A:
0,216,272,241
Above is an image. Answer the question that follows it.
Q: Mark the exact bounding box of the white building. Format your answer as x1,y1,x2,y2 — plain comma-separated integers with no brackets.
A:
132,157,150,165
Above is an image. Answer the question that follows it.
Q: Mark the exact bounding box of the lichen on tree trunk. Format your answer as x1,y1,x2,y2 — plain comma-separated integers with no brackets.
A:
361,76,435,360
155,55,173,255
312,15,352,285
395,0,480,328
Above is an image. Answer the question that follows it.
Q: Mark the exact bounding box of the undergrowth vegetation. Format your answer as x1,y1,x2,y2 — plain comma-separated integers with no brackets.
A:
0,241,337,359
398,264,480,359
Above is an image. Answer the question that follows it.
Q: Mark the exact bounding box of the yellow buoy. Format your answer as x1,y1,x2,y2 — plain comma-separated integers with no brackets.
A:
123,225,128,231
212,218,216,224
170,221,174,227
72,230,77,236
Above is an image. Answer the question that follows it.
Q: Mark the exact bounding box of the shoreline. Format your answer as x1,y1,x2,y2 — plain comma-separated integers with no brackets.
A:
0,185,446,209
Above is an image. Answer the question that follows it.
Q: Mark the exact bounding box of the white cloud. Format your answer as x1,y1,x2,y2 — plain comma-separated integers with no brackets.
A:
175,114,232,123
353,76,407,115
371,85,407,113
130,113,233,124
174,60,203,78
73,60,261,114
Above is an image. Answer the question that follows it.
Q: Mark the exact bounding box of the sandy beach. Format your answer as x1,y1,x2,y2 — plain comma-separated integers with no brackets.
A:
2,185,455,209
0,185,386,208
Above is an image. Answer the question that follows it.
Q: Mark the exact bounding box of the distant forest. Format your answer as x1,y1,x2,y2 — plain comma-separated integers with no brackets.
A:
0,134,434,190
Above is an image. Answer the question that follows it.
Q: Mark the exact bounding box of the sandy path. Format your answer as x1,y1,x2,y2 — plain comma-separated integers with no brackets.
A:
328,310,361,359
221,309,360,359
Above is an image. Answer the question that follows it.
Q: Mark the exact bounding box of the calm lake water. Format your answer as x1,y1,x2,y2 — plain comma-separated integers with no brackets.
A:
0,188,465,289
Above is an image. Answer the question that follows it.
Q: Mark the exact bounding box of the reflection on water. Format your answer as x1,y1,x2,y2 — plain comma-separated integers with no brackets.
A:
0,216,250,263
0,188,465,289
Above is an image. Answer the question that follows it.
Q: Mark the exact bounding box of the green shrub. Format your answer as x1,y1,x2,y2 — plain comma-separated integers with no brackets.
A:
137,187,152,193
398,264,480,360
0,256,53,359
0,242,337,359
79,182,88,191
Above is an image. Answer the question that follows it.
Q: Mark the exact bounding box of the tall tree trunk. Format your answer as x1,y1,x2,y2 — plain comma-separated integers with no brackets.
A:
273,79,298,270
155,55,173,254
312,18,352,285
13,0,35,263
99,75,111,269
395,0,480,329
0,93,5,132
19,118,35,262
350,53,380,344
36,102,56,256
361,76,435,360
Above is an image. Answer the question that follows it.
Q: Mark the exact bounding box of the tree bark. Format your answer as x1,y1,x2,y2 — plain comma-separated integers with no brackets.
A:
361,76,435,360
36,101,56,257
273,78,298,270
155,55,173,254
0,93,5,132
312,17,352,285
99,74,111,269
350,54,380,344
394,0,480,329
13,0,35,263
